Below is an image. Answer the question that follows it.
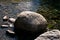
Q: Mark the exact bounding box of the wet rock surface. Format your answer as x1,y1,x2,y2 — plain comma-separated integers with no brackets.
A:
35,29,60,40
0,0,40,40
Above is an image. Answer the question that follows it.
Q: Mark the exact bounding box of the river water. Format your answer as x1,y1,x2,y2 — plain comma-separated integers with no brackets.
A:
0,0,40,40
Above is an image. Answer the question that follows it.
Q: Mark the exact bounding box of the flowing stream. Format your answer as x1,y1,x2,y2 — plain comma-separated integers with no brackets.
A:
0,0,41,40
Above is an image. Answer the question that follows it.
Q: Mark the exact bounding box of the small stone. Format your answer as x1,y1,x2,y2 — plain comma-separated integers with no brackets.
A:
6,30,15,37
3,16,8,21
1,25,9,28
8,18,16,23
9,24,14,27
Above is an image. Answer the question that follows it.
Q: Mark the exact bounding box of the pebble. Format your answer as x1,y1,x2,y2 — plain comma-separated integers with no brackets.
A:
8,18,16,23
9,24,14,27
3,16,9,21
6,30,15,37
1,25,9,28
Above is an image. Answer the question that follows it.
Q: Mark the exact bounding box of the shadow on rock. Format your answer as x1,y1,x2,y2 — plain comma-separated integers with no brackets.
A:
14,28,47,40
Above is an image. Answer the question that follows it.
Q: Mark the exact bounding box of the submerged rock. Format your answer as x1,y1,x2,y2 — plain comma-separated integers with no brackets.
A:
35,29,60,40
14,11,47,33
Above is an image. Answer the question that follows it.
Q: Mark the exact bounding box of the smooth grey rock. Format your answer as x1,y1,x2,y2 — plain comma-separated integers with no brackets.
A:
8,18,16,23
35,29,60,40
14,11,47,33
6,30,15,37
9,24,14,27
3,16,9,21
1,25,9,28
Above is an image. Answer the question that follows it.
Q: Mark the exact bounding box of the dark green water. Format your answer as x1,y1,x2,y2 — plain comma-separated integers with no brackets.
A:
0,0,41,40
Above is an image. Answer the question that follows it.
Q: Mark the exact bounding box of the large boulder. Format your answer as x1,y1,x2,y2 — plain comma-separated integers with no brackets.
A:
35,29,60,40
14,11,47,33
